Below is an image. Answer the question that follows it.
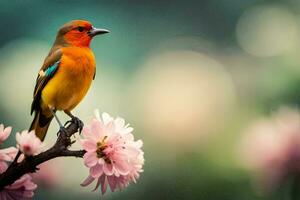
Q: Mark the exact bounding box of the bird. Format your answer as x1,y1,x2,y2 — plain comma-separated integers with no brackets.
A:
29,20,109,141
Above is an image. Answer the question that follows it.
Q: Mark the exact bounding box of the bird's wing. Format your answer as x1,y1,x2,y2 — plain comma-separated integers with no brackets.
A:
31,49,62,114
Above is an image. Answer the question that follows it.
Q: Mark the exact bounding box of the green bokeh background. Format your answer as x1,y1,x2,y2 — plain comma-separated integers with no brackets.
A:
1,0,300,199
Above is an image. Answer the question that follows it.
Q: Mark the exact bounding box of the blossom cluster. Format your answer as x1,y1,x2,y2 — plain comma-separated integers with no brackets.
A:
0,110,144,199
81,110,144,194
0,125,39,199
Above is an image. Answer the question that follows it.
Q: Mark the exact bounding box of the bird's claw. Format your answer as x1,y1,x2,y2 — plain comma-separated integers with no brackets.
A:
73,117,84,134
64,117,84,134
70,140,76,145
64,120,72,127
58,126,68,137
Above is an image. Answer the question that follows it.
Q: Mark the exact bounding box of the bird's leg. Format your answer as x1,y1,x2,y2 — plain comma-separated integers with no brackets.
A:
49,108,68,137
64,110,84,133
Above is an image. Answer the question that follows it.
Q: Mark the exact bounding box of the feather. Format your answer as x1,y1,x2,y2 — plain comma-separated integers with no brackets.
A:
31,49,62,115
45,61,60,77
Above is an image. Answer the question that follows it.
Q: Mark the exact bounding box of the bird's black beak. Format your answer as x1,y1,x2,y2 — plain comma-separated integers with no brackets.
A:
88,27,110,37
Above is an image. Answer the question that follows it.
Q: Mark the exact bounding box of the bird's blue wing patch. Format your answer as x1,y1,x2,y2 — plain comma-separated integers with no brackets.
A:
45,61,60,77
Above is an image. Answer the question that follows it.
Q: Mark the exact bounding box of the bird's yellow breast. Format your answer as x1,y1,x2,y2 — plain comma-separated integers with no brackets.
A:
41,46,96,111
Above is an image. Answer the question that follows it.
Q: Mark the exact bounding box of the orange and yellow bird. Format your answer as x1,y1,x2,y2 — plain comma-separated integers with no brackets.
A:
30,20,109,141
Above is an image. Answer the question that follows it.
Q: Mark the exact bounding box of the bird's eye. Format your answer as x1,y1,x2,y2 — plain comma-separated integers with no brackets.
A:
77,26,85,32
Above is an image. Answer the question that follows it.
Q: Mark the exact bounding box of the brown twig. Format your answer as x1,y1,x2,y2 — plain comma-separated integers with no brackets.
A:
0,122,86,190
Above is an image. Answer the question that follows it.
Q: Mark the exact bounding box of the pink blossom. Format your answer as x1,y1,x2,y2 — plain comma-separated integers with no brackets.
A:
0,147,18,162
0,146,35,199
0,147,18,172
0,164,37,200
239,107,300,191
0,124,12,144
81,110,144,194
16,130,44,156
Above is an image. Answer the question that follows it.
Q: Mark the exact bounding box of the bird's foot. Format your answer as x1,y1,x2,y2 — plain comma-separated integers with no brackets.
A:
64,117,84,134
58,126,68,137
70,140,76,145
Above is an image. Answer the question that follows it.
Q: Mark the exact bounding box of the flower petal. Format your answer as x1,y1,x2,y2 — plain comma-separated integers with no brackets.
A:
114,160,130,176
81,175,95,187
107,176,117,192
0,126,12,142
90,120,104,140
94,109,101,121
81,139,97,152
90,164,104,178
103,163,114,176
92,176,102,191
100,175,108,195
102,113,113,125
83,152,98,167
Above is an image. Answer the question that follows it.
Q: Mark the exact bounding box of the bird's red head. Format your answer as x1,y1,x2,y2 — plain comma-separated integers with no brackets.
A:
56,20,109,47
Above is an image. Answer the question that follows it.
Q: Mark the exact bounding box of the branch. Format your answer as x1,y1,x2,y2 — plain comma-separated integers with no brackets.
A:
0,122,86,190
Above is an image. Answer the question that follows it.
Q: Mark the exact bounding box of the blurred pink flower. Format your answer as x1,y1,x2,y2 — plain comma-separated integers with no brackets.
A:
81,110,144,194
239,107,300,191
16,130,44,156
0,147,18,172
0,164,37,200
31,160,61,188
0,124,12,144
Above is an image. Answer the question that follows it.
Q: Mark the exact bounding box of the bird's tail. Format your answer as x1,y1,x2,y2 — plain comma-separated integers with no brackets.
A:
29,110,53,141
